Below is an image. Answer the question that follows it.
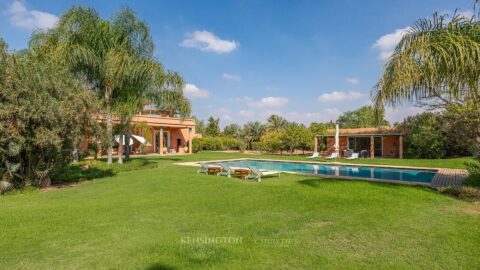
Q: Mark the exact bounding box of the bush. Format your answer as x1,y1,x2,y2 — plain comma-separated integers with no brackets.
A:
192,137,245,152
439,186,480,201
464,161,480,187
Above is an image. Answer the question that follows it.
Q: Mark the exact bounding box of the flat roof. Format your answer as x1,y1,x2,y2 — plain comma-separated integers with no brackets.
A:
317,127,402,136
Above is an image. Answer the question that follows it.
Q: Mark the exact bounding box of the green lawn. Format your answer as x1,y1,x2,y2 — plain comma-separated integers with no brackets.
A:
1,152,479,269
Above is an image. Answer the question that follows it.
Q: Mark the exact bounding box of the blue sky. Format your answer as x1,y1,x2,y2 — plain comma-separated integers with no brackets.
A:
0,0,473,127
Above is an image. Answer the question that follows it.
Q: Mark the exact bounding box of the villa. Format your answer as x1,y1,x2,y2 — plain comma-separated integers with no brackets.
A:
314,127,404,158
89,106,196,155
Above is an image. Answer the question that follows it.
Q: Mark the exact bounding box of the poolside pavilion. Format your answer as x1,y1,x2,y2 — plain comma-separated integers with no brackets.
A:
314,127,404,159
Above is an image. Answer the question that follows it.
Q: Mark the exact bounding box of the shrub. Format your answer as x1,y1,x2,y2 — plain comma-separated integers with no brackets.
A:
464,161,480,187
192,137,244,152
439,186,480,201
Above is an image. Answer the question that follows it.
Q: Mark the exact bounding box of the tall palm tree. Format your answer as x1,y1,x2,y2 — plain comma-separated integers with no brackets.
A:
242,121,265,149
30,7,157,165
371,11,480,143
266,114,288,132
372,12,480,109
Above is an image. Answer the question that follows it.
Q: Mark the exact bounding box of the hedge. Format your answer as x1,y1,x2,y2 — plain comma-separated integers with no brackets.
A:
192,137,245,152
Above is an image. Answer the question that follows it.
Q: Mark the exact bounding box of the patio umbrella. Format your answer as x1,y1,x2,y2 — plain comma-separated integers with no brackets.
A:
115,135,151,146
115,135,133,146
334,124,340,158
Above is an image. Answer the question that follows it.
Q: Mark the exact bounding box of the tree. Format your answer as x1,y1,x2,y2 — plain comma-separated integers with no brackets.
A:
400,113,447,158
371,12,480,145
192,117,206,134
336,106,389,128
242,122,265,149
266,115,287,132
297,125,313,154
0,41,100,189
259,131,284,154
281,123,302,154
205,117,221,137
30,7,158,165
223,124,242,138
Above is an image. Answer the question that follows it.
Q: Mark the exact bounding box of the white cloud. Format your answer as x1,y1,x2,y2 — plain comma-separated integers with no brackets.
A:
183,83,209,98
318,91,364,103
222,114,232,121
345,78,360,85
8,0,58,30
238,110,255,117
245,96,289,108
285,108,341,124
385,106,425,124
180,30,239,54
373,27,411,60
222,73,241,81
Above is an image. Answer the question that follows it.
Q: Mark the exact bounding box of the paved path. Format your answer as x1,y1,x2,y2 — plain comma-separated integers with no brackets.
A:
431,169,469,188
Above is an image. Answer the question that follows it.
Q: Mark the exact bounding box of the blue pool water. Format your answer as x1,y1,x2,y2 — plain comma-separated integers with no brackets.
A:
210,160,437,184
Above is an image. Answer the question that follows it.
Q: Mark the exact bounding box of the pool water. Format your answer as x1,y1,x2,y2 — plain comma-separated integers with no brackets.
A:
210,160,437,184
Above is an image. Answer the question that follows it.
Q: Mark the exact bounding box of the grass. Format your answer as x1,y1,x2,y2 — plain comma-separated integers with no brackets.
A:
1,152,479,269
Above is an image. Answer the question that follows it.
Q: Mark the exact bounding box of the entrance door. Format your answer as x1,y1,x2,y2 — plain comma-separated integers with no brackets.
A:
374,137,383,157
177,138,182,152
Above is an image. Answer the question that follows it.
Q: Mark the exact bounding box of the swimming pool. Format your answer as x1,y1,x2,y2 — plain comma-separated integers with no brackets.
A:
209,159,437,185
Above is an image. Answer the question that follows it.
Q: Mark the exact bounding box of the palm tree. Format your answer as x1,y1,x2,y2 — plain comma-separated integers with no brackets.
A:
372,12,480,109
371,11,480,143
242,121,265,149
266,114,288,132
30,7,157,165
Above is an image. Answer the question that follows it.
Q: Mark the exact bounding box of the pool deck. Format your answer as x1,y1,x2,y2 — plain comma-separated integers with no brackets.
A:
175,158,469,189
431,168,469,188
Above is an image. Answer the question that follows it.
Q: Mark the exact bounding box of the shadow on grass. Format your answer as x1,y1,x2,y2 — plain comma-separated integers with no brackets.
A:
297,178,433,191
145,263,177,270
52,158,159,184
51,164,114,184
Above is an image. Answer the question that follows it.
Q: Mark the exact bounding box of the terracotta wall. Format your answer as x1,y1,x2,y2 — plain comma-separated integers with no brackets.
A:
326,136,348,157
382,135,400,158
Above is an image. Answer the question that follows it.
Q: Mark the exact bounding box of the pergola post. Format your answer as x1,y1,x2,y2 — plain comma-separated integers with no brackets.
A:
188,127,192,154
159,127,164,155
399,135,403,159
313,136,318,153
370,135,374,159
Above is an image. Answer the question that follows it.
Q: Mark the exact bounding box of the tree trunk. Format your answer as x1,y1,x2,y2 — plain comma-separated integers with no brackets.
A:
118,134,124,164
105,87,113,165
72,146,79,163
125,127,131,160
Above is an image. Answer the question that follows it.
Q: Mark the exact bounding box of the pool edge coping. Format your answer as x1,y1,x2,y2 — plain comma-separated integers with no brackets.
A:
175,158,468,188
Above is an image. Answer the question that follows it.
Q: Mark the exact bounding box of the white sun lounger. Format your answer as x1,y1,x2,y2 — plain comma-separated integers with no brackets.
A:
306,152,319,159
325,152,338,159
244,166,280,182
197,162,221,174
346,153,359,160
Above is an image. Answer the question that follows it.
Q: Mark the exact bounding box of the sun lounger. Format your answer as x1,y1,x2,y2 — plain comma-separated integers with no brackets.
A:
244,166,280,182
346,153,359,160
325,153,338,159
306,152,319,159
197,162,221,175
217,163,249,178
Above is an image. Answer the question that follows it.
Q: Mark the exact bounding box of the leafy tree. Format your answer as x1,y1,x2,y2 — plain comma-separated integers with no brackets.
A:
30,7,158,165
205,117,221,137
242,121,265,149
192,117,206,134
297,125,313,154
400,113,447,158
336,106,389,128
223,124,242,138
0,41,100,189
281,123,302,154
259,131,284,154
266,114,287,132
